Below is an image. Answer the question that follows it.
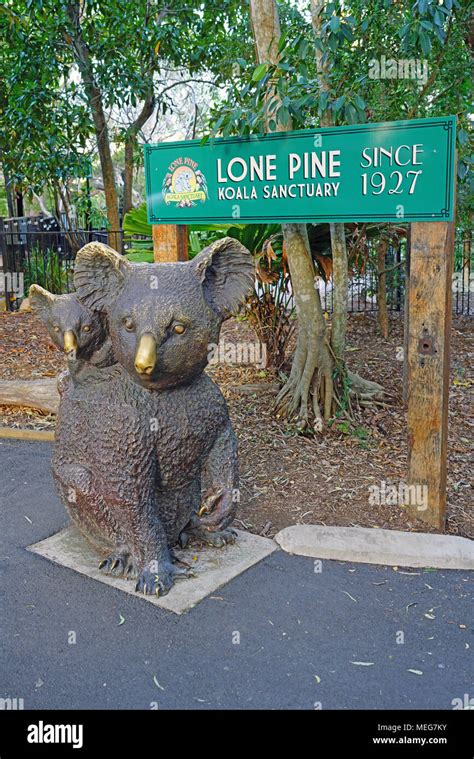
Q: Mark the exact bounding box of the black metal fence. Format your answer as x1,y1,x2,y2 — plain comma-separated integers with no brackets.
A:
0,220,472,316
0,219,150,310
317,241,407,315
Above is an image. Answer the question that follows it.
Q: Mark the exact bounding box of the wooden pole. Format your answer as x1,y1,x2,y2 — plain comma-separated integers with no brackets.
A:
152,224,188,263
402,227,411,406
406,220,455,530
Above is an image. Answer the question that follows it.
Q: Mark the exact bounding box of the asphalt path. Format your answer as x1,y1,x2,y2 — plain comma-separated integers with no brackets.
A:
1,439,472,710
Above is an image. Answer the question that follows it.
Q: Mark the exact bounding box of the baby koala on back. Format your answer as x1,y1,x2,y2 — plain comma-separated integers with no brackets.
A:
29,285,115,388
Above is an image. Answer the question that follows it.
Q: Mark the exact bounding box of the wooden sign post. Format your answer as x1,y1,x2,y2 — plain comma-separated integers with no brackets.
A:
406,219,455,530
152,224,188,262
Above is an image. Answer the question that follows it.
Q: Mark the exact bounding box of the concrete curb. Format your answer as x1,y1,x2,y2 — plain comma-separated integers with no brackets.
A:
0,427,55,442
274,525,474,570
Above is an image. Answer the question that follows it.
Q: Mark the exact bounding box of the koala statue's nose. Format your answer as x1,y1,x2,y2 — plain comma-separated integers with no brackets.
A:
134,333,157,376
63,330,78,354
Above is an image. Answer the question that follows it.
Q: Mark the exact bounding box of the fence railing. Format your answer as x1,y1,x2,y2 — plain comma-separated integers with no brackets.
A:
0,226,150,309
0,224,472,316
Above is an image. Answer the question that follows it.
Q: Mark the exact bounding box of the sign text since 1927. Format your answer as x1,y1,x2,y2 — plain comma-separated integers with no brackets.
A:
145,116,456,225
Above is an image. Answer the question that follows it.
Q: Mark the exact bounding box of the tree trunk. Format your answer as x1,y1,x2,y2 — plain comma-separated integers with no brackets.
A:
123,137,135,219
377,238,389,338
403,228,411,406
329,222,348,361
2,161,15,217
249,0,281,62
123,92,155,217
65,2,120,251
33,191,51,218
276,224,333,430
310,0,348,365
250,0,334,429
311,0,385,408
16,190,24,217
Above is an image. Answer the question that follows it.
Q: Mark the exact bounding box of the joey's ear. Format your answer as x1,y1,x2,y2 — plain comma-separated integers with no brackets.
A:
74,242,130,311
29,284,56,322
192,237,255,319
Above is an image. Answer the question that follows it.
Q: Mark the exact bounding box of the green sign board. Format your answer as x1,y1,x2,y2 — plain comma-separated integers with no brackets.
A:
144,116,456,225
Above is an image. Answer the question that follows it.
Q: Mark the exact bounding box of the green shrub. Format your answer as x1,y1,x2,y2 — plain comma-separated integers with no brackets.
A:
23,246,73,294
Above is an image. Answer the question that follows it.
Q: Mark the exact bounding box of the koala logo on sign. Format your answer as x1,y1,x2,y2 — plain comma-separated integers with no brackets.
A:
162,157,208,209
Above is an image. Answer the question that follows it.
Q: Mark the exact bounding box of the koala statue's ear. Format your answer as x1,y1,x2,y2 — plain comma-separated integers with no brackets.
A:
29,284,56,321
74,242,130,311
192,237,255,319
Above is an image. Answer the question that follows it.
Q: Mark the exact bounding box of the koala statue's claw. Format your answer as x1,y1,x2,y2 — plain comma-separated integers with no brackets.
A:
178,526,237,549
203,528,237,547
99,550,137,579
178,531,191,549
135,560,193,596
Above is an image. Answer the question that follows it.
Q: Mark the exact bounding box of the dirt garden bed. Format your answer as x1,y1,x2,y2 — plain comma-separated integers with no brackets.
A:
0,310,472,539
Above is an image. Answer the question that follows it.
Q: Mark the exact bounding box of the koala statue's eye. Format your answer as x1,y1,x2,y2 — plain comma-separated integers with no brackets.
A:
123,317,135,332
53,326,61,333
173,324,186,335
82,325,91,333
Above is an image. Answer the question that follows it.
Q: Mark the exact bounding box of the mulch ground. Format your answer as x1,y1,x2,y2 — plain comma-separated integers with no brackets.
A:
0,310,472,539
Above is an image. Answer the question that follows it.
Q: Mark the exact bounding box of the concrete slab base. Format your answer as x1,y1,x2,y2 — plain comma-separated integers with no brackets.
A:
28,525,277,614
274,525,474,570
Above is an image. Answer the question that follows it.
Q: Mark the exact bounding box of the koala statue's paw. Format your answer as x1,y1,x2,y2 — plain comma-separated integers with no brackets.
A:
179,526,237,549
202,528,237,548
135,559,193,596
195,488,236,533
99,550,138,579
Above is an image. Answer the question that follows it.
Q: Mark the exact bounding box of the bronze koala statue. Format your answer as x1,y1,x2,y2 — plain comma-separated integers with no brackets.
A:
29,285,116,389
32,238,254,596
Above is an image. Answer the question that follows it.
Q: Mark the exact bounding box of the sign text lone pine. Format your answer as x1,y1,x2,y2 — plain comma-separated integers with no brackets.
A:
144,116,456,225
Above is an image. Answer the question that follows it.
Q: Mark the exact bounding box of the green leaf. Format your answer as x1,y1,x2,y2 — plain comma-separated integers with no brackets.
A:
298,39,309,59
329,15,340,33
319,91,330,111
314,37,325,52
418,29,432,55
328,33,339,52
252,63,268,82
344,103,358,125
341,24,354,42
277,32,288,53
125,250,154,263
277,105,291,127
457,161,468,181
398,22,411,39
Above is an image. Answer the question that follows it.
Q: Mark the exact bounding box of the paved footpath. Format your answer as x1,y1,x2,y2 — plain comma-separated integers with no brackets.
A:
1,440,472,710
